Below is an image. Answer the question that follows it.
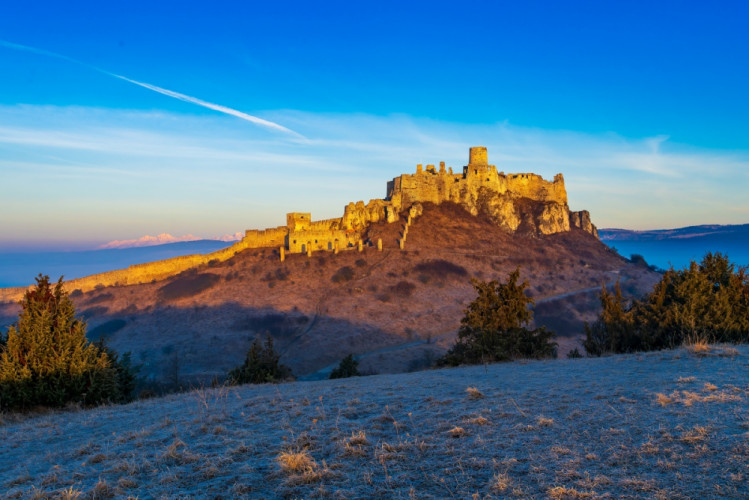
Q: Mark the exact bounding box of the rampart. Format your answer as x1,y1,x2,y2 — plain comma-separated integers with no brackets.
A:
244,226,288,248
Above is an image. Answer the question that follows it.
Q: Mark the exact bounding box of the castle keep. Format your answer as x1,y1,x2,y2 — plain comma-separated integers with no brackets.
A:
242,146,597,254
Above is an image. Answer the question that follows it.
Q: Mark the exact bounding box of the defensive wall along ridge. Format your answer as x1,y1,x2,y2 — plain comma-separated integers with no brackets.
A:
0,147,598,303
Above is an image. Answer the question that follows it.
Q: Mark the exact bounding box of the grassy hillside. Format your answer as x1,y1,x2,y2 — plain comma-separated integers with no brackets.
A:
1,344,746,498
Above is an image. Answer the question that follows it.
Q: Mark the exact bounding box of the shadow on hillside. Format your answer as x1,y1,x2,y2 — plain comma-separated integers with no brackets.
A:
82,301,416,393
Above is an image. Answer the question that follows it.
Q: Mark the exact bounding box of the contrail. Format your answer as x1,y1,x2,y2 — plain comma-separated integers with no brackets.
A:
0,39,302,137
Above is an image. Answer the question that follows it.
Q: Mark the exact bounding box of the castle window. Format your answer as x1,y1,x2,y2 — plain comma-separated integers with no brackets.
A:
293,240,296,244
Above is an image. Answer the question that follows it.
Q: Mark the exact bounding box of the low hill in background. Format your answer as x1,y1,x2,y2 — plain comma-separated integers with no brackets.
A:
1,344,746,498
0,203,659,389
599,224,749,270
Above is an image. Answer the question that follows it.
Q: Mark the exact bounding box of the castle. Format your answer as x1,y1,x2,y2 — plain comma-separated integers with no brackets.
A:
0,146,598,301
243,146,597,254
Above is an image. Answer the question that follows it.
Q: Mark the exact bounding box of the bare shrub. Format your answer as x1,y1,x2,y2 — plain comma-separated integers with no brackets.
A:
332,266,355,283
413,259,468,282
465,387,485,400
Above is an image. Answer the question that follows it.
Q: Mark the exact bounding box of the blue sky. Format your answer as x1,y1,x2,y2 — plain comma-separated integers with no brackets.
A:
1,0,748,250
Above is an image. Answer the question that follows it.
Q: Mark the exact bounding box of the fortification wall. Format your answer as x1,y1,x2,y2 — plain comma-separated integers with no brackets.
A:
287,229,351,253
504,173,567,204
244,226,288,248
342,199,392,232
306,217,343,232
0,237,260,303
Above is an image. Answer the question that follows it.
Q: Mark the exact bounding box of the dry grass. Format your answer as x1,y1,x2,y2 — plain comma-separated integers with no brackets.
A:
343,430,369,456
278,449,316,474
547,486,597,499
680,425,710,444
537,416,555,427
0,345,746,498
447,426,467,438
465,386,485,400
489,472,511,493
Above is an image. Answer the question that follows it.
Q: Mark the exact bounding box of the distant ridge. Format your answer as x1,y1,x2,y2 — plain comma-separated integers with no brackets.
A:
599,223,749,269
99,232,242,249
599,223,749,241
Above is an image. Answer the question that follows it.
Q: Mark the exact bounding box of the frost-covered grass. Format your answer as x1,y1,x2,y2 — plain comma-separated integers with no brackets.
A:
1,346,747,498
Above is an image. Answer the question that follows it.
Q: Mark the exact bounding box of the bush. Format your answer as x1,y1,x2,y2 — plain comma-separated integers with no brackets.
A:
413,260,467,282
0,275,125,410
330,354,360,379
440,269,557,366
390,280,416,298
332,266,355,283
585,252,749,355
228,335,292,384
95,340,140,403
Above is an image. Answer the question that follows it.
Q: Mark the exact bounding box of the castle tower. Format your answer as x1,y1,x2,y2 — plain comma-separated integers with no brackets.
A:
464,146,492,177
286,212,311,231
468,146,488,166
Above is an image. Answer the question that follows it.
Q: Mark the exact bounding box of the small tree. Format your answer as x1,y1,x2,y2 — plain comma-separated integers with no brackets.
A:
229,335,292,384
330,354,360,379
0,275,120,410
95,339,139,403
440,269,556,366
584,252,749,355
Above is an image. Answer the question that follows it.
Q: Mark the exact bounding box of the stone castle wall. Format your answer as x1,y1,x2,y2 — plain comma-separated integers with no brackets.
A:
0,237,259,303
244,227,288,248
288,229,352,253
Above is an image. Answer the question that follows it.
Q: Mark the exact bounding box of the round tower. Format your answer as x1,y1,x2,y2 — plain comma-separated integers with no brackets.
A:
468,146,488,166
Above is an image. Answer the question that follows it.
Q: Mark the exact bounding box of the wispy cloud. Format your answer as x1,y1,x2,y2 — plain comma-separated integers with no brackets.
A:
0,39,302,137
106,74,303,138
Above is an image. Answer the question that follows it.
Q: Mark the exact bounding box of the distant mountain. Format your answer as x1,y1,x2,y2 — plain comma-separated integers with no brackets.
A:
599,224,749,269
0,240,234,288
99,232,242,249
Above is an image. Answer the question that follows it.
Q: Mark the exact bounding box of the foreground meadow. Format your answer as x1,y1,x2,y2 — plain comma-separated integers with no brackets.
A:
1,345,747,499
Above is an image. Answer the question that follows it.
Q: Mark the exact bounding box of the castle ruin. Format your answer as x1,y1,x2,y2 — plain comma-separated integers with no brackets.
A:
242,146,598,254
0,146,598,302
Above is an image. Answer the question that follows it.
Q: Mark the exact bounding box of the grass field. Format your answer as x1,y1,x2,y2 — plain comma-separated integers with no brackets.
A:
1,345,747,499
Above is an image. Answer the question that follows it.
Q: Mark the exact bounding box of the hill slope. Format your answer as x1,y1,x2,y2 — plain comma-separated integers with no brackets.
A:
1,345,746,498
0,203,660,387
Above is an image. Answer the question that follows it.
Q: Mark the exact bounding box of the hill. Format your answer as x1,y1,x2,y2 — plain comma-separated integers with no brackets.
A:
1,202,659,388
1,344,746,498
599,224,749,269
